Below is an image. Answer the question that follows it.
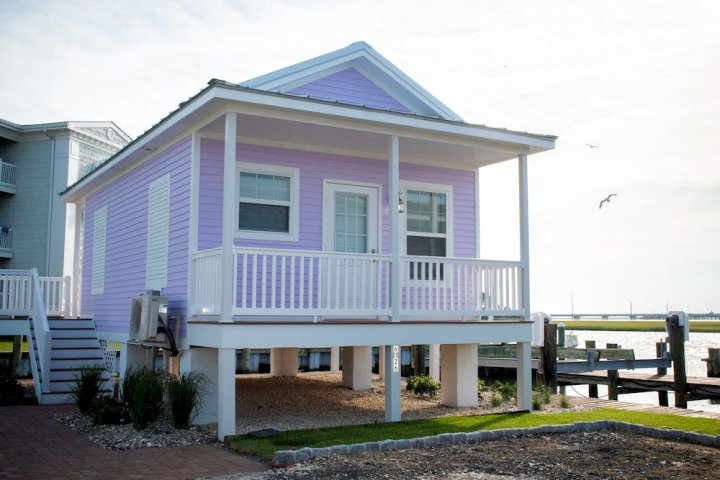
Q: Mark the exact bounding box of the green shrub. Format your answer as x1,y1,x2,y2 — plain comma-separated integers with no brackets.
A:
0,359,25,405
534,384,553,405
489,392,503,407
91,394,130,425
489,381,516,401
168,371,207,429
71,365,106,414
532,392,544,411
559,394,571,408
122,367,166,430
406,375,440,398
477,379,486,394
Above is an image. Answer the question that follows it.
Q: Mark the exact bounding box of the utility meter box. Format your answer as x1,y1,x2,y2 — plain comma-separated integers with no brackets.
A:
666,310,689,341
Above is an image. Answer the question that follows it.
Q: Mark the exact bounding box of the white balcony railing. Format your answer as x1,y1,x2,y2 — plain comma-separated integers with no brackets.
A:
0,160,17,192
0,226,12,256
191,247,524,319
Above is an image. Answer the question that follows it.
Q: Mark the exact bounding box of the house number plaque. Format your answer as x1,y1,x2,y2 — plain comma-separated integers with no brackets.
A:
392,345,400,373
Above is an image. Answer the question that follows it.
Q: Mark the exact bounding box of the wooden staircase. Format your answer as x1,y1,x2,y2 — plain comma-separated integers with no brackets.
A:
30,317,110,404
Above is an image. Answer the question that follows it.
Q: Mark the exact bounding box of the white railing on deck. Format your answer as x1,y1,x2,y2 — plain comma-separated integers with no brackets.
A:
0,270,71,317
0,270,32,316
192,248,223,315
400,257,522,316
233,248,391,316
191,248,523,318
39,276,71,317
0,160,17,189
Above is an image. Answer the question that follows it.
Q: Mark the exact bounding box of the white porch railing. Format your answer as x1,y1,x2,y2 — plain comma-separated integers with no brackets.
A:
0,159,17,191
400,256,523,316
0,270,71,317
191,248,524,319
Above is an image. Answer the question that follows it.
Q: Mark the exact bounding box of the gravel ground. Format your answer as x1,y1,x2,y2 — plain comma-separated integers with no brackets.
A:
54,373,720,479
216,431,720,480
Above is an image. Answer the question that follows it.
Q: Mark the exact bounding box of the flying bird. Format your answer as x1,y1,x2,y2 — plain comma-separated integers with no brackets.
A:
599,193,617,209
586,143,599,149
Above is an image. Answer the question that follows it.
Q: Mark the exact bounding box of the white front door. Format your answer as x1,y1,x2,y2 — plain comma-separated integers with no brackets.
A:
323,181,380,310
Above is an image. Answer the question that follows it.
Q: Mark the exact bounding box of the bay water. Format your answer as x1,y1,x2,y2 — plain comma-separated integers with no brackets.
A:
562,329,720,413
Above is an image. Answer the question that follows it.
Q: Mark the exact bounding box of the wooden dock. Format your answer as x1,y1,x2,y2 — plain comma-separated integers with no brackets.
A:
558,371,720,400
569,395,720,420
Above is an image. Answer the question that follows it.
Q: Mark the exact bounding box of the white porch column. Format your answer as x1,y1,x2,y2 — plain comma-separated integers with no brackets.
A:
440,344,478,407
330,346,340,373
389,135,401,321
342,346,372,390
429,344,440,382
71,202,84,317
221,113,237,322
516,341,532,411
518,154,530,321
271,347,299,377
383,344,401,422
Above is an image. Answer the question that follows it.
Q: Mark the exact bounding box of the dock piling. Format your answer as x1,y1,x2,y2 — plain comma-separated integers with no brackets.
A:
667,320,687,408
656,341,669,406
705,348,720,378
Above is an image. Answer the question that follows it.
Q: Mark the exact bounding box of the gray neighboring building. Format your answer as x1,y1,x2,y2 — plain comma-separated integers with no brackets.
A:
0,118,130,276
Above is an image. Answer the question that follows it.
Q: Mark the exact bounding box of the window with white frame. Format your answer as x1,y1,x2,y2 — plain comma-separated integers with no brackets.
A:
404,183,451,280
236,163,299,241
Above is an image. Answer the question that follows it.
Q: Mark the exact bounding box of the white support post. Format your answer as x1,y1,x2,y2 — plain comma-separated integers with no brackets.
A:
330,346,340,373
342,346,372,390
383,344,401,422
221,113,237,322
217,347,236,440
440,344,478,407
271,347,299,377
518,154,530,320
389,136,401,321
429,344,440,382
516,341,532,411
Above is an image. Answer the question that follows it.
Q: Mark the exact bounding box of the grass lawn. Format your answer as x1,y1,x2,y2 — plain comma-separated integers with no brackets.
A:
225,408,720,460
0,339,29,353
552,320,720,333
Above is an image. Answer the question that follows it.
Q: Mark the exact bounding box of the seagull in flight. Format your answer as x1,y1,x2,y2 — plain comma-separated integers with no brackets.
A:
586,143,599,149
599,193,617,209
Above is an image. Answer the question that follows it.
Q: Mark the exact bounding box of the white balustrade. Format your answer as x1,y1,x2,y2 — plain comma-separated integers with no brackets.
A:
39,276,71,317
192,248,223,315
191,248,524,319
400,257,523,316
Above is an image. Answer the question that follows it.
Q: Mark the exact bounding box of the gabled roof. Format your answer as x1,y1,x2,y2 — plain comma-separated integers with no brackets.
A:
242,41,463,122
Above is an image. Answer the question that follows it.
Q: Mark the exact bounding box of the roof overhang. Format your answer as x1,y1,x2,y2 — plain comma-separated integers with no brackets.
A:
62,82,556,203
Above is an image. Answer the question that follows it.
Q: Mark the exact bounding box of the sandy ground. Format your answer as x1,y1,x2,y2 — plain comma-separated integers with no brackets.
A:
233,372,571,433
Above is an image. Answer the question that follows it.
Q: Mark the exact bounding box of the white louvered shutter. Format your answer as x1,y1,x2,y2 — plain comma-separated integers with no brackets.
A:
146,174,171,290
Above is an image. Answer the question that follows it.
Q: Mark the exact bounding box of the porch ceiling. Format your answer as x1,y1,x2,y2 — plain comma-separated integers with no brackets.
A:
198,110,527,169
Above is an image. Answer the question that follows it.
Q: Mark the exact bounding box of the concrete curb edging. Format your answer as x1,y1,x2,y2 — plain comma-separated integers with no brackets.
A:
272,420,720,466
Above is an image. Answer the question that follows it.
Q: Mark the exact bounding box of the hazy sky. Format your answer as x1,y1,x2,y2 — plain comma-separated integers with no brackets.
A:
1,0,718,314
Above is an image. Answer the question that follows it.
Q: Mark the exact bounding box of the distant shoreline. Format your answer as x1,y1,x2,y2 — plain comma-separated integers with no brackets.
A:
551,320,720,332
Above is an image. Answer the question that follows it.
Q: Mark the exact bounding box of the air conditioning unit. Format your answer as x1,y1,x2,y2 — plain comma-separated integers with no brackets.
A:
129,290,168,341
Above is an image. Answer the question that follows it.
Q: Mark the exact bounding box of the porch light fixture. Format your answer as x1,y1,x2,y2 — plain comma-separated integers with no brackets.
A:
398,191,405,213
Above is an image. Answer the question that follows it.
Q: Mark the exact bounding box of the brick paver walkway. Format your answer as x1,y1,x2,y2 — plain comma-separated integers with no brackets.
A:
0,405,268,479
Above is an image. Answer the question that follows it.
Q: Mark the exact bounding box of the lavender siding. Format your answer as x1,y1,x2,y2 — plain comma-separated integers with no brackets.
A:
83,137,192,335
197,139,476,258
288,68,412,113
